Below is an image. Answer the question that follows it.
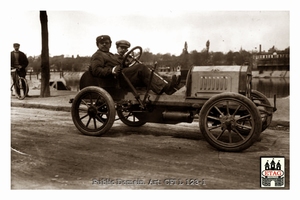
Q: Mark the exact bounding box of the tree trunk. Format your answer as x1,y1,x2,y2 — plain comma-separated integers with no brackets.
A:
40,11,50,97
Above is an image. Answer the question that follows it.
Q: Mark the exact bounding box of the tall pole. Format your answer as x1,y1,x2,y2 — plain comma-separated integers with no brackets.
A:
40,11,50,97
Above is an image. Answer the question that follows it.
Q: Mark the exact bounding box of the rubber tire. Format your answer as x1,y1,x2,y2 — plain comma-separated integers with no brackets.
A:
71,86,116,136
199,92,262,152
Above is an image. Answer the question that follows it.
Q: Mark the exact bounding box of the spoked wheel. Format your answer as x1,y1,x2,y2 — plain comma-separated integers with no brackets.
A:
122,46,142,67
199,92,262,152
15,77,28,100
71,86,116,136
117,105,146,127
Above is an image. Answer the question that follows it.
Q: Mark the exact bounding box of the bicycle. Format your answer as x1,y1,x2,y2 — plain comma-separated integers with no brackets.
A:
11,68,29,100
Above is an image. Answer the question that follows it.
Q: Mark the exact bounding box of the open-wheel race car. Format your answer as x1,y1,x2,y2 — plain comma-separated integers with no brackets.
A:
70,46,277,152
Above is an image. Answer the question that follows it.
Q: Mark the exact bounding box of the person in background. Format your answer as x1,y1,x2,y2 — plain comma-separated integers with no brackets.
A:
89,35,178,95
11,43,29,95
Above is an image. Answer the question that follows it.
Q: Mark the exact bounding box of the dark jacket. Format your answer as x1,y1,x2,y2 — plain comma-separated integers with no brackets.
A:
11,51,29,77
89,50,120,78
88,49,167,94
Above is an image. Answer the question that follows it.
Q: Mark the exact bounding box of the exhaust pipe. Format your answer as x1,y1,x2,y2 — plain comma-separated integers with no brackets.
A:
162,111,193,123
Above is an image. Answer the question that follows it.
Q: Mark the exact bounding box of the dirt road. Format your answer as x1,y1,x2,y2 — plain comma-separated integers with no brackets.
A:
11,107,290,189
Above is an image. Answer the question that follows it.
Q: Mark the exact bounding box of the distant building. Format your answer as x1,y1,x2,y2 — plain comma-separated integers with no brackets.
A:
252,45,289,72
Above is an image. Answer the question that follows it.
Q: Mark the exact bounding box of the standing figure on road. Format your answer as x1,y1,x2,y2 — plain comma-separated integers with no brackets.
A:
11,43,29,94
89,35,179,95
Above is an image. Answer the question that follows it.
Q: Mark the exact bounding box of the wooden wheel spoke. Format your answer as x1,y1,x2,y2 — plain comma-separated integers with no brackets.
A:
216,129,226,140
232,105,242,116
207,115,220,121
213,106,224,116
98,110,108,115
93,118,97,129
80,99,89,107
78,108,88,112
85,116,92,127
237,123,252,130
236,114,251,121
96,114,105,123
96,102,106,109
226,101,230,115
124,113,132,119
208,124,221,131
95,95,103,106
228,130,232,143
232,127,246,140
80,113,89,120
132,116,137,122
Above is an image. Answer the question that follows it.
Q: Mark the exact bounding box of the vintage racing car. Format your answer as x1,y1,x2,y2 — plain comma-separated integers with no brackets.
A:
70,46,277,152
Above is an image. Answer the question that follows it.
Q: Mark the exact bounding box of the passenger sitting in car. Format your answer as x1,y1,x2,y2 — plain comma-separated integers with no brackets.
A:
89,35,179,95
115,39,130,58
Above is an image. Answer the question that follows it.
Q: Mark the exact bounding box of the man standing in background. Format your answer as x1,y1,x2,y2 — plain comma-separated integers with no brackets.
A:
11,43,29,95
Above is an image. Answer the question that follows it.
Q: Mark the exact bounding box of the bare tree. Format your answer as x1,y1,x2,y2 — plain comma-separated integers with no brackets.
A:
206,40,210,64
40,11,50,97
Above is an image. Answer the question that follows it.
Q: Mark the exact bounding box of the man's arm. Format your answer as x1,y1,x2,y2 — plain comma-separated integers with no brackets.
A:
89,54,114,78
20,52,29,68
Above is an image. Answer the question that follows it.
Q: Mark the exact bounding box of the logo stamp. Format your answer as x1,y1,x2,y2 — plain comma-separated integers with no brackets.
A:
260,156,285,188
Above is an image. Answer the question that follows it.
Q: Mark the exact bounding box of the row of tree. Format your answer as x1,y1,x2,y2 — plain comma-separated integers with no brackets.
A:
27,41,289,73
28,55,90,73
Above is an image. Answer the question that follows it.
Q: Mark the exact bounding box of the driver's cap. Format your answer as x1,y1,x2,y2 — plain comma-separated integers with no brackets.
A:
96,35,111,44
116,40,130,48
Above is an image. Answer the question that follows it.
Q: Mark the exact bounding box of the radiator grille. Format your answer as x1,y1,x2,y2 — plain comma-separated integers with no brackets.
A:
199,76,230,91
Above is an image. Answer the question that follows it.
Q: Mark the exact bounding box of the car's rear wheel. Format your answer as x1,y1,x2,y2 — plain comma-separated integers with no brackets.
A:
117,105,146,127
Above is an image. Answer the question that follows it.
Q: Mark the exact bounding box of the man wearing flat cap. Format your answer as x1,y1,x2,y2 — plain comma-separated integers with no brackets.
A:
89,35,178,95
11,43,28,76
116,40,131,57
115,40,131,64
11,43,29,94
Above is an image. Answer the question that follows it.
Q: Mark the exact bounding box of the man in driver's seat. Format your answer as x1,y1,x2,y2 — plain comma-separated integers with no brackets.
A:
89,35,179,95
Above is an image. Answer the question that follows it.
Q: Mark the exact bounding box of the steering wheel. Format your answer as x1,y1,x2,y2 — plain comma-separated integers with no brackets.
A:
122,46,143,68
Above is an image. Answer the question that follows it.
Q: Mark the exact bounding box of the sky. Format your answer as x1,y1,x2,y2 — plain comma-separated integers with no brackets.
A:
1,1,292,57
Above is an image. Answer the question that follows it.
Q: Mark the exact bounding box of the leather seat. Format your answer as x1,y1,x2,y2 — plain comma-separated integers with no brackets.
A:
79,70,118,90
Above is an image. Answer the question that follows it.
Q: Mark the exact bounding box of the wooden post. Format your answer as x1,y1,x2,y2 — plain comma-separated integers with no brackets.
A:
39,11,50,97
